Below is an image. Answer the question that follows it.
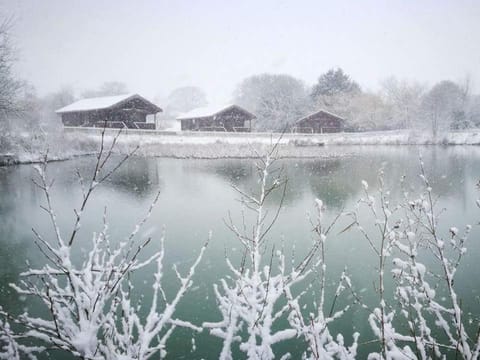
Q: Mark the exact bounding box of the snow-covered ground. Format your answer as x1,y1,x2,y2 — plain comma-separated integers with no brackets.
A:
322,129,480,145
3,128,480,165
64,127,480,146
62,127,480,159
0,131,98,165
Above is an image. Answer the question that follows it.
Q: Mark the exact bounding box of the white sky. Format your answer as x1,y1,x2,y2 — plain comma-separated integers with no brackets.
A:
1,0,479,104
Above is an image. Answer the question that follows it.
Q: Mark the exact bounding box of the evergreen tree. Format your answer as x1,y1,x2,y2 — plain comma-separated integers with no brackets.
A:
311,68,360,100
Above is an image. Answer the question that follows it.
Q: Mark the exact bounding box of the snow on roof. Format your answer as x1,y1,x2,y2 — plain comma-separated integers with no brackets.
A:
296,109,345,123
176,104,255,120
55,93,161,113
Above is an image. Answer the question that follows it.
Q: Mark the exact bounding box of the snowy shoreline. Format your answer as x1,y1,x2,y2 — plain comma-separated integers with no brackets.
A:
63,126,480,146
2,127,480,166
62,127,480,159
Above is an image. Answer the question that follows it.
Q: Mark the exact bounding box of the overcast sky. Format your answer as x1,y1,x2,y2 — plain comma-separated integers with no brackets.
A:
1,0,479,104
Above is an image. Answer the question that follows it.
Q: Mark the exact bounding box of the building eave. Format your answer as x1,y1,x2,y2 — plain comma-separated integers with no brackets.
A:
296,109,345,124
56,94,162,115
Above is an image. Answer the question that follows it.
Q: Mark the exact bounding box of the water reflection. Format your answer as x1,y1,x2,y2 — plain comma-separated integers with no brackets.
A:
0,165,39,314
104,156,163,198
1,146,480,359
194,158,353,209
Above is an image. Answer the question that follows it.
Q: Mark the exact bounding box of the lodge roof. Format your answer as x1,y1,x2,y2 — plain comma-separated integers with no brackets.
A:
296,109,345,123
55,94,162,114
177,104,256,120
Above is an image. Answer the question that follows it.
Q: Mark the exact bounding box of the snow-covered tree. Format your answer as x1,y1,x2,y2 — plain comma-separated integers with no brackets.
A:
345,161,480,359
346,92,391,131
388,160,479,359
467,94,480,127
0,132,208,359
0,18,25,153
204,142,357,359
204,146,301,359
38,85,75,129
311,68,361,100
381,77,425,129
2,134,480,359
44,85,75,111
421,80,465,135
234,73,310,131
287,199,359,359
82,81,129,98
0,19,22,119
165,86,207,116
309,69,364,130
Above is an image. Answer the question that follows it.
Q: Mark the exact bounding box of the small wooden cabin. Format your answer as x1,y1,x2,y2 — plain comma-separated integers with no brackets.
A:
177,104,255,132
294,110,345,133
56,94,162,129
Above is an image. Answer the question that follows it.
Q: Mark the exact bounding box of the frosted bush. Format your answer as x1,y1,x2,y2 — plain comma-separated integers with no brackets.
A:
0,130,208,359
1,134,479,359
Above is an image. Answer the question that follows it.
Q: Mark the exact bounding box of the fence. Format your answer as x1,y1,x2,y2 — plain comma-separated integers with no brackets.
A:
93,122,155,130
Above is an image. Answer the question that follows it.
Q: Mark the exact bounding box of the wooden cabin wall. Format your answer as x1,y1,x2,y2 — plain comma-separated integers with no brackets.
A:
181,119,194,130
218,108,250,131
61,112,89,126
180,108,252,132
119,98,157,113
297,113,344,133
61,109,148,128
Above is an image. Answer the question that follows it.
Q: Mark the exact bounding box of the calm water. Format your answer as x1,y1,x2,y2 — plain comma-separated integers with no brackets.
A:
1,146,480,359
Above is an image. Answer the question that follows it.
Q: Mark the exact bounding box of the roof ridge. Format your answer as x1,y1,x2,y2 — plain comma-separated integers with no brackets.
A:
56,93,161,114
297,109,345,123
177,104,255,120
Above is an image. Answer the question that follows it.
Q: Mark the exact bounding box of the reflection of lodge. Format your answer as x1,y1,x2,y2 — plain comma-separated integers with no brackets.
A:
56,94,162,129
177,104,255,132
204,158,347,209
106,157,162,197
293,110,345,133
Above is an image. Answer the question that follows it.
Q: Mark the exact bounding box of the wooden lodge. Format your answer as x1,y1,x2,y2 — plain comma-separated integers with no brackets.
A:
293,110,345,133
56,94,162,129
177,104,255,132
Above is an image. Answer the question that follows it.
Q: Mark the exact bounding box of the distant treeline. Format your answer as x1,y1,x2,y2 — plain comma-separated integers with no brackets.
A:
232,69,479,134
1,15,479,156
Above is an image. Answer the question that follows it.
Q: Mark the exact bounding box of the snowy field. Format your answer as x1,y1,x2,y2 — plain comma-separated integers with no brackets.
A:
3,127,480,165
64,126,480,146
62,127,480,159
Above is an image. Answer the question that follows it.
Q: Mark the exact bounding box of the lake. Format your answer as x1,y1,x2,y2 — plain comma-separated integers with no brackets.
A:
1,146,479,359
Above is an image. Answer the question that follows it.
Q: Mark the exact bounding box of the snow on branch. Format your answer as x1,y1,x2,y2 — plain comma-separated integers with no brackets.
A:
345,159,480,359
0,130,208,359
205,142,357,359
286,199,359,360
204,151,300,360
2,132,480,359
